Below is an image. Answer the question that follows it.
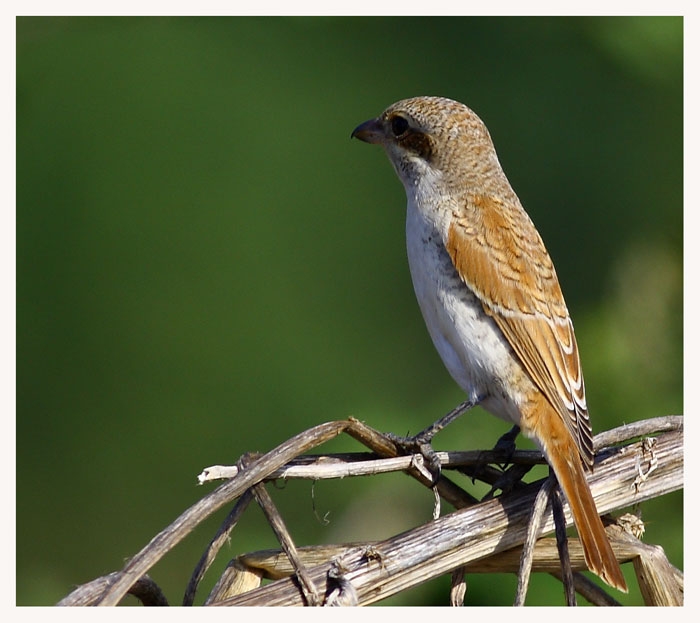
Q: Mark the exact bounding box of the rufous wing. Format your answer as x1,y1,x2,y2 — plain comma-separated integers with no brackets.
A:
445,194,593,465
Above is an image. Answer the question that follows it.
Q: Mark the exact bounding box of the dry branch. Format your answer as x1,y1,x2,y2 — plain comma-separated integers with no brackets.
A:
57,415,683,607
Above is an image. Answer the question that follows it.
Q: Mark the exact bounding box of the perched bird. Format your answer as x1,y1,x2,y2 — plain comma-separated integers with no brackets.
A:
352,96,627,592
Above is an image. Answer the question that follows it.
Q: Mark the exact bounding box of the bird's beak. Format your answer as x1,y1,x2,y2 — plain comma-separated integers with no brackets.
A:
351,117,385,144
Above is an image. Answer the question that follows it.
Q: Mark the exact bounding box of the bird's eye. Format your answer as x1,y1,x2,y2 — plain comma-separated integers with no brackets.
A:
390,115,409,137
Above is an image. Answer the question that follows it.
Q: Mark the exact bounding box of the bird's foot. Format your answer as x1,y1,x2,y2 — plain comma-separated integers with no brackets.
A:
493,425,520,467
386,432,442,485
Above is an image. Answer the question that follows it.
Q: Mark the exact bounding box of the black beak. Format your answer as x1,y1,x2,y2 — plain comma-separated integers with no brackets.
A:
351,117,385,144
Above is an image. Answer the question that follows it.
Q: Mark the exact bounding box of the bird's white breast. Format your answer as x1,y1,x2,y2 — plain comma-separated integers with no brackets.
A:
405,194,526,426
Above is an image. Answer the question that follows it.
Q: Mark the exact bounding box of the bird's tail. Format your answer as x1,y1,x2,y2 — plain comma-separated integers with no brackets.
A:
532,407,628,592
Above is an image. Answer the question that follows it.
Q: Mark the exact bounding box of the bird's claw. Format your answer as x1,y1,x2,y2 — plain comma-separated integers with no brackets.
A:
386,432,442,485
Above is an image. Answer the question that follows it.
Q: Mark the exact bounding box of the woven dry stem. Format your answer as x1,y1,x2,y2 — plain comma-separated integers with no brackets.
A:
58,415,683,607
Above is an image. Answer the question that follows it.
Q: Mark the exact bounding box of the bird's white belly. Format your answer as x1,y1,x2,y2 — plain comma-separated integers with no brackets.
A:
405,203,526,426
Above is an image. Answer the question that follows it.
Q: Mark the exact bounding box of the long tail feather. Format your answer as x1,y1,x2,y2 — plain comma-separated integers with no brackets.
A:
531,405,628,592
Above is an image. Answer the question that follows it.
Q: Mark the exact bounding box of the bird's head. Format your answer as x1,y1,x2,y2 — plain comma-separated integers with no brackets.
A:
352,96,507,199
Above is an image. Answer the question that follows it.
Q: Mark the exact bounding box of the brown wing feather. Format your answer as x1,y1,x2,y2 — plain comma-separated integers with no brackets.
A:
445,194,593,465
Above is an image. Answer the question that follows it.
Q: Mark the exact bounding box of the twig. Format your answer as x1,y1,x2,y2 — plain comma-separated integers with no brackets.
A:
95,420,353,606
344,418,481,508
593,415,682,451
198,416,681,488
551,482,576,606
514,474,554,606
250,479,320,605
552,572,621,606
449,566,467,606
182,488,254,605
226,534,630,606
59,415,682,607
213,426,682,605
198,449,545,484
58,572,168,606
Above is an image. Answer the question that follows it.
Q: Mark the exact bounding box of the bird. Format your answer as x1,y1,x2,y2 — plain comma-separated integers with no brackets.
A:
351,96,627,593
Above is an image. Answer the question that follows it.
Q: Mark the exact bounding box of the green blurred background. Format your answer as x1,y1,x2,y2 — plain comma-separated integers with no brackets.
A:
17,16,682,606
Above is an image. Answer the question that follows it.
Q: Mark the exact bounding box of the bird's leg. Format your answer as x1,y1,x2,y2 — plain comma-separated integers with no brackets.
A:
414,399,477,444
387,399,476,482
